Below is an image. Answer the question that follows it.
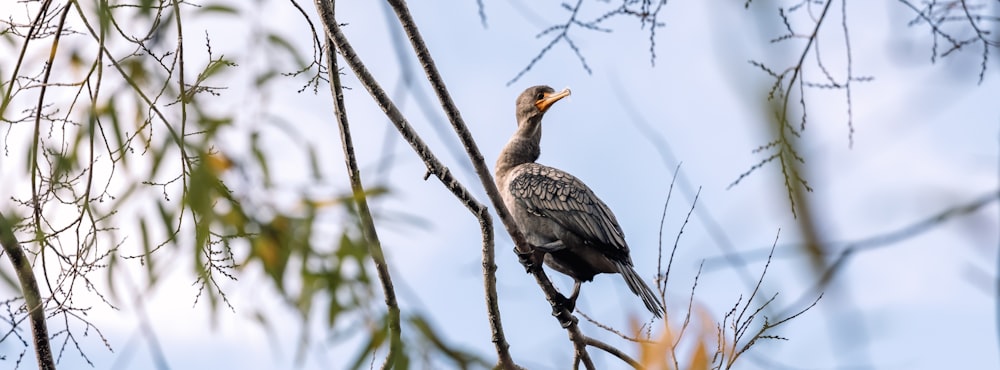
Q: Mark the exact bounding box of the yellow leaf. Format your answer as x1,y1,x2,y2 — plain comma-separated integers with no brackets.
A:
689,338,709,370
633,315,674,370
206,152,233,173
253,236,280,272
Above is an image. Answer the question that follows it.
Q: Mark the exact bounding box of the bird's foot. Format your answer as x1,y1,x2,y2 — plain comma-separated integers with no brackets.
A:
553,292,576,313
514,247,544,273
551,292,578,328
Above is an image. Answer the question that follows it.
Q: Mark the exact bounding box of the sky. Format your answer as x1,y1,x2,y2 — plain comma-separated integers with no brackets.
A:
3,0,1000,369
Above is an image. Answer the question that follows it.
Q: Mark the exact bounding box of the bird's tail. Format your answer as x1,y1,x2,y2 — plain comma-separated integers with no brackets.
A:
616,261,664,318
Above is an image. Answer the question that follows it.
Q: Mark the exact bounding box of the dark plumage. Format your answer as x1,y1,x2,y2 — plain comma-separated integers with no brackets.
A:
495,85,664,318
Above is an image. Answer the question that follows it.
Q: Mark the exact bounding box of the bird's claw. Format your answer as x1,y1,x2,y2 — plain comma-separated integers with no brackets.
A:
514,247,544,273
553,292,576,313
551,293,578,328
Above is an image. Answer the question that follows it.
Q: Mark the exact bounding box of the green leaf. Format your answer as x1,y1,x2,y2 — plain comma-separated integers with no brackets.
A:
266,33,308,70
139,217,156,286
156,199,175,244
104,99,128,167
306,145,321,180
254,70,278,87
409,315,489,369
197,4,240,16
250,132,271,186
348,314,389,370
201,58,236,81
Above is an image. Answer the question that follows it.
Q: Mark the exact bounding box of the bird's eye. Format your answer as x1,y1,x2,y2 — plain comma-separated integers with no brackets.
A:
536,92,545,100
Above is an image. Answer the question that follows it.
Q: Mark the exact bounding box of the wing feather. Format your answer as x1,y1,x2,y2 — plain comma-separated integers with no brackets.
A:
509,163,628,255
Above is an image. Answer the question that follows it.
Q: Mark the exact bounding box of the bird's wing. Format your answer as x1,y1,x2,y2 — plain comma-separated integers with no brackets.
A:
509,163,629,255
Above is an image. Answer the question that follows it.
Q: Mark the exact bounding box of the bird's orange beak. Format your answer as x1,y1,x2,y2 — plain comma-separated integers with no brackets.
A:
535,88,571,113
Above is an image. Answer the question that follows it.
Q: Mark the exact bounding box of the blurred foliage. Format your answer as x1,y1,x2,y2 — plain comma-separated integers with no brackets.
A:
633,313,710,370
0,1,467,369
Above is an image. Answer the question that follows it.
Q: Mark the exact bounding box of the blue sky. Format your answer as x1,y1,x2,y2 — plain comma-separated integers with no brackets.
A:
3,0,1000,369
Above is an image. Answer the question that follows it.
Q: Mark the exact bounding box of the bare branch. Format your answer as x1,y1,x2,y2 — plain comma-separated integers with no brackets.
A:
671,261,704,368
704,189,1000,313
0,212,55,370
897,0,999,79
958,0,994,84
735,0,875,216
656,164,682,303
323,34,403,368
508,0,672,85
476,0,488,28
662,186,701,295
508,0,588,86
784,189,999,314
716,230,821,369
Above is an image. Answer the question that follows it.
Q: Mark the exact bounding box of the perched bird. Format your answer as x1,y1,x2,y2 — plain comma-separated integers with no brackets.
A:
495,85,664,318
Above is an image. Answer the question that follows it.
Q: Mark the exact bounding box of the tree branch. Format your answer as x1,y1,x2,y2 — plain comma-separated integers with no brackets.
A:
783,189,1000,315
0,212,55,370
323,35,403,368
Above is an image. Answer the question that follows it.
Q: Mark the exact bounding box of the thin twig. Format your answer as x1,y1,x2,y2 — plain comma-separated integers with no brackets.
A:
577,310,653,344
671,261,704,369
613,79,761,295
507,0,589,86
734,0,837,218
31,0,74,308
656,163,681,297
958,0,993,84
0,0,53,121
583,336,643,370
841,0,855,147
664,186,700,292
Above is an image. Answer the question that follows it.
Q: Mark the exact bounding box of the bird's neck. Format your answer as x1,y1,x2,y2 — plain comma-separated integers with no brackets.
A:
496,117,542,178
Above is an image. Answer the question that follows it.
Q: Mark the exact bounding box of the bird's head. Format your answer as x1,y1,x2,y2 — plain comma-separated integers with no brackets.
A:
515,85,571,125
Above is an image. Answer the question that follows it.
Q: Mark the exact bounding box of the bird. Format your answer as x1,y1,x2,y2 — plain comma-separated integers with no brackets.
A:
494,85,664,318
